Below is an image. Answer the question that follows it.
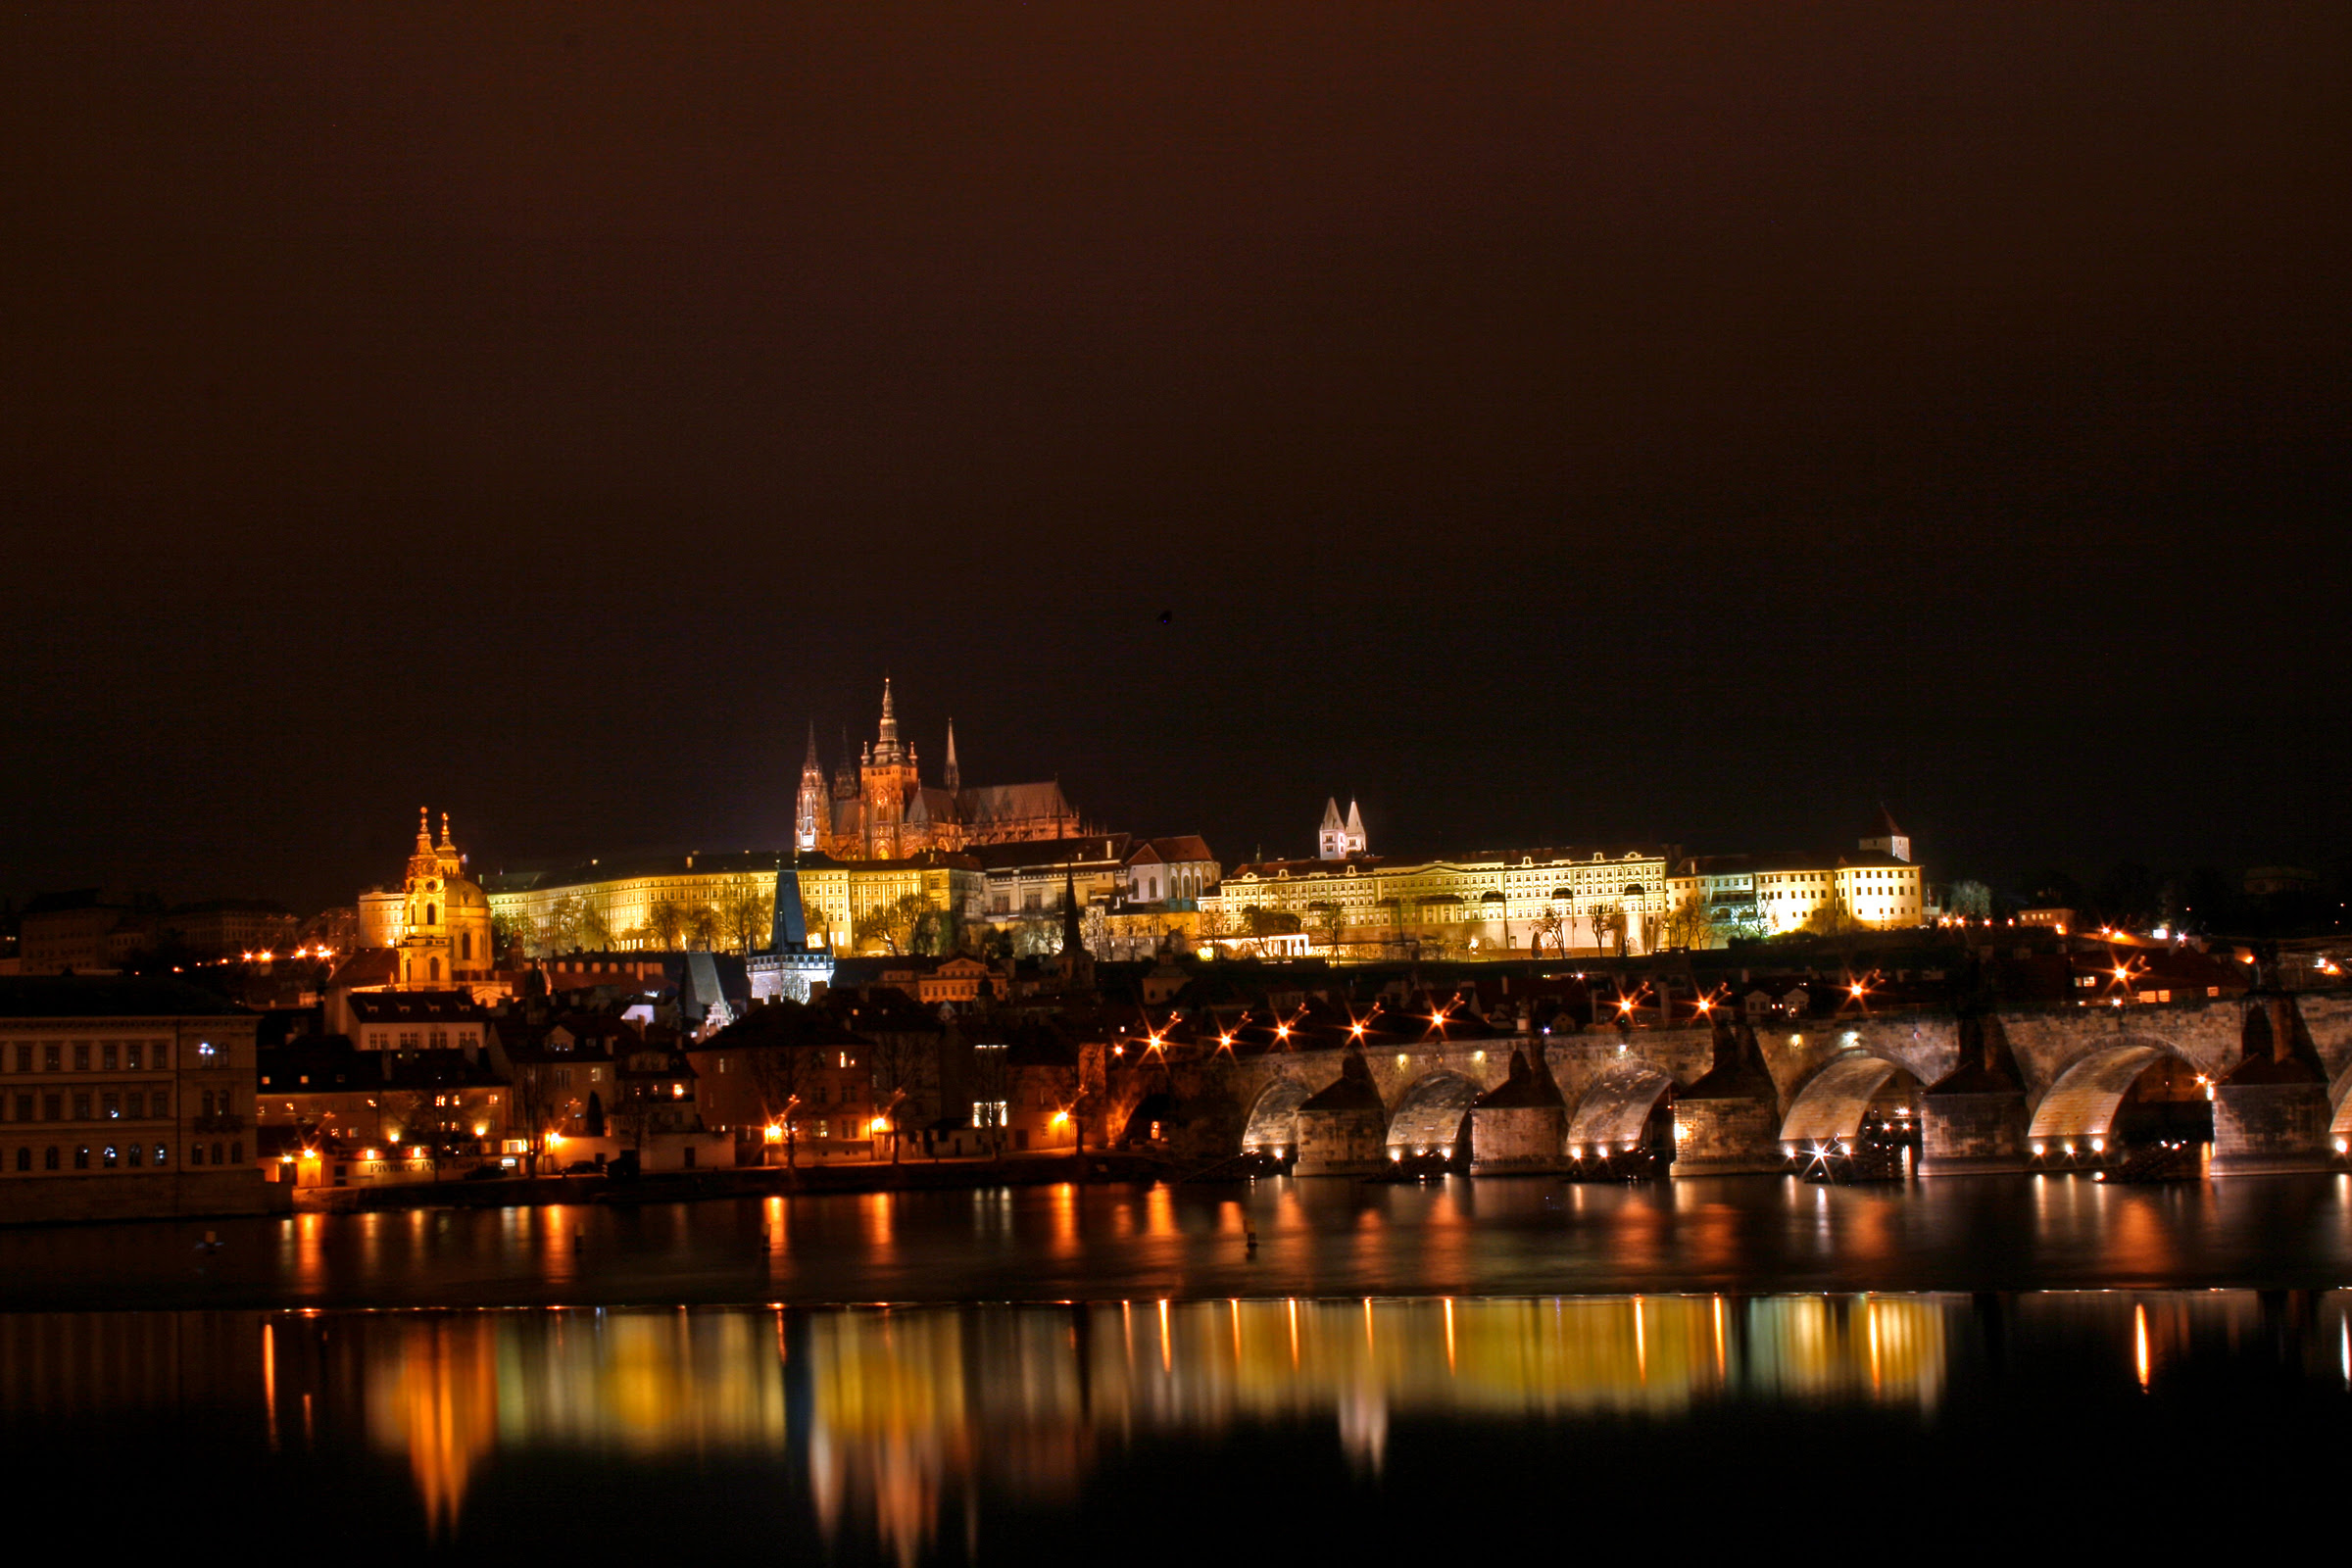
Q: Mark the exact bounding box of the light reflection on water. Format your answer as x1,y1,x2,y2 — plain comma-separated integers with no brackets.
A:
17,1290,2347,1563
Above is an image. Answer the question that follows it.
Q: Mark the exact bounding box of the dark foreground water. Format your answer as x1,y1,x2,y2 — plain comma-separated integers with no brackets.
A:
5,1292,2351,1561
11,1177,2352,1560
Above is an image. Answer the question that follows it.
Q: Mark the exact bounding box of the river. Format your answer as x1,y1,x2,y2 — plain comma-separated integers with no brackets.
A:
7,1175,2352,1560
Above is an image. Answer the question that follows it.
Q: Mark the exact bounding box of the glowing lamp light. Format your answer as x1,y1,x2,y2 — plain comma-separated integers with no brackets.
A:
1569,1146,1585,1159
2090,1138,2105,1152
1389,1149,1403,1162
2336,1138,2349,1154
1848,983,1866,998
868,1116,890,1135
763,1123,783,1144
546,1132,564,1151
1051,1110,1070,1126
2031,1142,2046,1157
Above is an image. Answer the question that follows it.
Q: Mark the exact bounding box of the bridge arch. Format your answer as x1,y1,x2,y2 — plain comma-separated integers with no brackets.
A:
1565,1063,1675,1156
2327,1064,2352,1152
2027,1038,2197,1149
1387,1071,1481,1158
1242,1079,1314,1156
1781,1053,1920,1149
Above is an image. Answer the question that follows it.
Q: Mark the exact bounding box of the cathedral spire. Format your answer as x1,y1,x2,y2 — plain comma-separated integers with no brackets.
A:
416,807,432,853
943,717,960,794
872,676,906,765
438,810,454,851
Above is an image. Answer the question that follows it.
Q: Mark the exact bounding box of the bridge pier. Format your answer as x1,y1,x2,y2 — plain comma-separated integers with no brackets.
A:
1671,1021,1784,1176
1293,1051,1391,1176
1468,1048,1568,1174
2211,1083,2332,1173
1919,1017,2030,1175
2211,996,2333,1174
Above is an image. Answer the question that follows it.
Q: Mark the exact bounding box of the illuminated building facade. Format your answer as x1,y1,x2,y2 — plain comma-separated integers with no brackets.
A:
1204,833,1674,958
795,680,1081,860
486,851,985,957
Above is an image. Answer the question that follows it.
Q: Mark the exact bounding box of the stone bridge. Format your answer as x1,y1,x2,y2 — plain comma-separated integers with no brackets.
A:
1138,994,2352,1178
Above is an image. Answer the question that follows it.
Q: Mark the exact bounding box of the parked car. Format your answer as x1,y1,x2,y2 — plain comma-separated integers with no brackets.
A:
462,1163,508,1181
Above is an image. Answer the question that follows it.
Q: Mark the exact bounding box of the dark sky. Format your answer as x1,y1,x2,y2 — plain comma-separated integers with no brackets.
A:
4,2,2347,913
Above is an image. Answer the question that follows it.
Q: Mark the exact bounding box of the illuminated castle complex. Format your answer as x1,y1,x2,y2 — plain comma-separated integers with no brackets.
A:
795,680,1081,861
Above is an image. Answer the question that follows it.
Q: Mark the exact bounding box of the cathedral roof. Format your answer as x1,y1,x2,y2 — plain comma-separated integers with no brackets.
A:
958,780,1075,827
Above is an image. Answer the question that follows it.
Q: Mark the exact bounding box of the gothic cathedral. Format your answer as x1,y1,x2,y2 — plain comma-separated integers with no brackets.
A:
794,680,1083,861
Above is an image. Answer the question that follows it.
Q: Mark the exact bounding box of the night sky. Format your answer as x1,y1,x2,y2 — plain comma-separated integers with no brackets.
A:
5,3,2346,914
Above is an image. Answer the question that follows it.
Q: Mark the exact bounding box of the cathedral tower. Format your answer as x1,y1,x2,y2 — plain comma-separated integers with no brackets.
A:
862,678,919,858
795,722,825,855
943,717,960,795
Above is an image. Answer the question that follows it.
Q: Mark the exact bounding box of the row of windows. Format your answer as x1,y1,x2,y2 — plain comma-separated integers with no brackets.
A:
1,1142,230,1171
7,1089,174,1122
7,1041,173,1072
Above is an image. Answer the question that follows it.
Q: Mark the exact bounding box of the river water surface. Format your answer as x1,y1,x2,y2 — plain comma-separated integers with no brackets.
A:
8,1176,2352,1560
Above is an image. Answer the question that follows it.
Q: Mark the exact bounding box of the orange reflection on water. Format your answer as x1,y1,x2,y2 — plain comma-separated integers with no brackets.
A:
368,1316,499,1534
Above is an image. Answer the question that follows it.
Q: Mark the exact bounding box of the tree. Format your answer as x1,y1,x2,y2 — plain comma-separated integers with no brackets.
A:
1008,910,1059,956
1307,901,1347,957
1802,893,1860,937
1661,891,1714,952
1946,880,1993,920
492,911,536,965
536,895,585,956
1589,901,1627,958
574,902,615,953
1530,902,1566,956
715,874,773,956
863,1028,936,1164
2096,862,2160,931
854,891,933,956
510,1062,561,1175
685,904,724,951
645,898,689,951
744,1043,821,1169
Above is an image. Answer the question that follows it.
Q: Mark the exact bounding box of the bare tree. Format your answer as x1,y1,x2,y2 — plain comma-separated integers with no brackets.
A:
685,904,724,951
1530,902,1566,956
852,894,919,956
1309,901,1347,957
575,901,615,953
862,1028,936,1164
716,874,773,956
509,1062,561,1174
645,898,688,951
745,1044,821,1169
1589,900,1628,959
1662,891,1714,952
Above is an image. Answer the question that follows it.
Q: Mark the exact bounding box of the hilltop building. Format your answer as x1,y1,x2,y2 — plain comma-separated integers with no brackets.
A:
792,681,1082,860
1201,804,1673,958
